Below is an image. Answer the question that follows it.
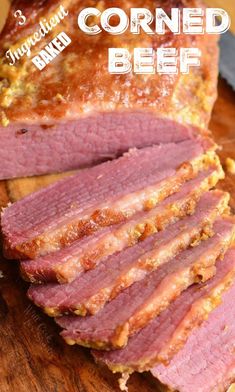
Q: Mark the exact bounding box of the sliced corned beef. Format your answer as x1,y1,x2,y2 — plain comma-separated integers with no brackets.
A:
151,251,235,392
21,167,223,284
27,190,229,317
56,218,235,350
94,248,235,379
1,139,218,260
0,120,202,181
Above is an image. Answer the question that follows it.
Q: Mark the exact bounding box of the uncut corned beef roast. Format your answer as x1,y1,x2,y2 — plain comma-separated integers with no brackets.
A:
0,0,218,179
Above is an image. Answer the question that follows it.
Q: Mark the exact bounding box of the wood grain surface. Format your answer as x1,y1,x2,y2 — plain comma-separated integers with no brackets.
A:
0,79,235,391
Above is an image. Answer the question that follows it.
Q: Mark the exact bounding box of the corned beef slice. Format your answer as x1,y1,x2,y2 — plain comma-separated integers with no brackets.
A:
2,140,217,260
27,190,229,317
94,248,235,377
0,119,205,181
0,0,218,179
57,218,235,350
151,255,235,392
21,167,223,284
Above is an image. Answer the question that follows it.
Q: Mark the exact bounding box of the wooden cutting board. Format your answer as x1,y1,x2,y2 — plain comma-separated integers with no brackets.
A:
0,78,235,392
